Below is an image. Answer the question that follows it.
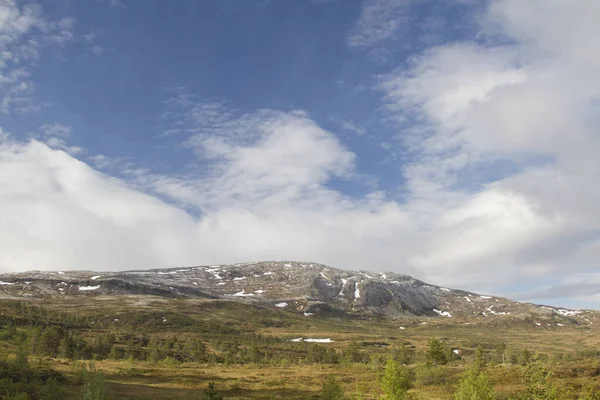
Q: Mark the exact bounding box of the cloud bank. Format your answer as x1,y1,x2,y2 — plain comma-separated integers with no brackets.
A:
2,0,600,308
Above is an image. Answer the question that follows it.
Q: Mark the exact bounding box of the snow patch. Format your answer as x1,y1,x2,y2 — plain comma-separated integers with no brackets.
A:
57,271,64,275
233,277,246,281
440,287,451,292
339,279,347,296
464,297,472,303
78,285,100,291
354,282,360,299
557,323,564,327
263,272,273,276
0,281,14,285
554,309,581,317
480,296,492,299
254,290,266,294
230,290,254,297
433,309,452,317
291,338,334,343
399,327,406,330
90,276,101,280
275,302,288,308
320,272,333,286
303,312,314,316
486,305,509,315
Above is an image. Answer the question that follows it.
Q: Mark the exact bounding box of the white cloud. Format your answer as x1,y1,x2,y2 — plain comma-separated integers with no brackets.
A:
0,0,599,308
346,0,410,48
40,122,71,137
376,0,600,298
0,1,76,114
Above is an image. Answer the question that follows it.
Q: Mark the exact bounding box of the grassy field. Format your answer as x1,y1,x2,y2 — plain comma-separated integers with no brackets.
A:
1,295,599,399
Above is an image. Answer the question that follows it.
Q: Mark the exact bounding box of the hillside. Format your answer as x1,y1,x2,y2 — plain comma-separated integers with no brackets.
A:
0,261,596,328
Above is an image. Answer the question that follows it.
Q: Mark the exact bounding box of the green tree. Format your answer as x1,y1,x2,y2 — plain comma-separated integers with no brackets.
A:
381,358,416,400
493,343,507,364
81,363,110,400
453,369,496,400
519,362,559,400
202,381,223,400
342,341,363,364
393,345,412,365
475,345,486,371
58,335,74,359
185,339,208,363
426,338,448,367
39,327,64,357
321,375,344,400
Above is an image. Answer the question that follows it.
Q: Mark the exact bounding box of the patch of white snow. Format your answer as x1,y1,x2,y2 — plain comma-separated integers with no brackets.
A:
433,309,452,318
78,285,101,291
339,279,347,296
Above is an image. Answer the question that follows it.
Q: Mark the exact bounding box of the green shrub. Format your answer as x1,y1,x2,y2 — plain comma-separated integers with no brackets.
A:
453,369,496,400
321,375,344,400
381,358,415,400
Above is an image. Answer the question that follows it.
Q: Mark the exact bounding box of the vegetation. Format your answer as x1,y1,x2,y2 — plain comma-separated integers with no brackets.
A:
0,297,597,399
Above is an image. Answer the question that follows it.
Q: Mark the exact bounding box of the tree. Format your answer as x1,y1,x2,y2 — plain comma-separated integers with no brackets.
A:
493,343,507,364
202,382,223,400
185,339,208,363
475,345,486,371
58,335,74,359
81,363,110,400
381,358,416,400
426,338,448,367
453,369,496,400
393,345,412,365
39,327,64,357
321,375,344,400
342,341,363,363
519,362,559,400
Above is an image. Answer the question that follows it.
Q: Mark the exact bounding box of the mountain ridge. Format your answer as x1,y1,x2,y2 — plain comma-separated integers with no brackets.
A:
0,261,596,327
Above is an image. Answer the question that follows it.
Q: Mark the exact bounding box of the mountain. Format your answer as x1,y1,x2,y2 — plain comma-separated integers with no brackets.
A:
0,261,596,326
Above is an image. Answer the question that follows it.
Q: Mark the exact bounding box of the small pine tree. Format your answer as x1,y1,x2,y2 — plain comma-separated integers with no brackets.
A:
493,343,507,364
453,369,496,400
475,345,486,371
426,338,448,367
59,335,74,359
321,375,344,400
519,362,559,400
381,358,415,400
81,363,110,400
393,345,412,365
202,382,223,400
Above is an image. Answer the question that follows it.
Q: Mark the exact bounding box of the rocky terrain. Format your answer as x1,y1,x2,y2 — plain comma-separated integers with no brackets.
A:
0,261,596,326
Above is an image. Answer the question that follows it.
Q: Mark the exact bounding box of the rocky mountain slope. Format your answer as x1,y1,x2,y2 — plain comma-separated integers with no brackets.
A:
0,261,596,326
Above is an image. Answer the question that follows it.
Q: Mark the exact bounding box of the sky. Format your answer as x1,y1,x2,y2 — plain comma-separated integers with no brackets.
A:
1,0,600,309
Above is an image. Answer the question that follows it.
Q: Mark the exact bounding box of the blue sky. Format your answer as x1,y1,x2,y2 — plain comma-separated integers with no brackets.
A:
2,0,600,309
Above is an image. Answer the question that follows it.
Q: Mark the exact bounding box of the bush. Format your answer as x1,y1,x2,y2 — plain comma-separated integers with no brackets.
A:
80,362,110,400
321,375,344,400
426,338,449,367
381,358,416,399
453,369,496,400
519,362,559,400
